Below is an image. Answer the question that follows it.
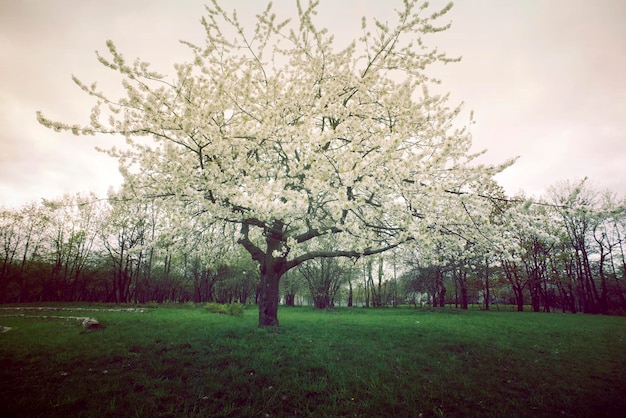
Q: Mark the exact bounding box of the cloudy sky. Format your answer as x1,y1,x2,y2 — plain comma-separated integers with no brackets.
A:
1,0,624,208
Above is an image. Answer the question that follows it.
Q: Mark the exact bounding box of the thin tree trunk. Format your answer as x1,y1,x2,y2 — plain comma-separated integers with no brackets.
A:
376,257,383,307
608,248,626,310
453,267,458,309
347,284,353,307
365,259,372,308
484,258,490,311
460,269,468,310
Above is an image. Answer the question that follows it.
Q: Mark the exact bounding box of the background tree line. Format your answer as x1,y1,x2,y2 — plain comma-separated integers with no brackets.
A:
397,179,626,314
2,179,624,314
0,190,258,304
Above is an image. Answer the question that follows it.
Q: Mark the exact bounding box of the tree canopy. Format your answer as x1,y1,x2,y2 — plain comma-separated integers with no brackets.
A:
38,0,513,326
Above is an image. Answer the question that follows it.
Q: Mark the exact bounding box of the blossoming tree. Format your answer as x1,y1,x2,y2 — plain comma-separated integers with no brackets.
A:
38,0,513,326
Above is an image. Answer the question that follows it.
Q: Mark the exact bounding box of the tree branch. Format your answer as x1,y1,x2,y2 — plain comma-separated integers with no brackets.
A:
285,239,409,271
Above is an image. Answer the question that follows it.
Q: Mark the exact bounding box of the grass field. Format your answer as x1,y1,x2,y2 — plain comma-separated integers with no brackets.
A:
1,305,625,417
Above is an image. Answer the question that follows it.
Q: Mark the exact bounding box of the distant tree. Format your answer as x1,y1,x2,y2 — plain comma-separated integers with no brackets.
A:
38,0,512,326
101,191,151,303
492,181,626,314
281,268,304,306
39,194,102,301
210,252,259,304
343,259,358,307
0,207,23,301
501,254,527,312
298,257,347,309
453,258,471,309
592,191,626,312
400,265,438,307
2,199,105,303
548,179,602,313
12,203,48,302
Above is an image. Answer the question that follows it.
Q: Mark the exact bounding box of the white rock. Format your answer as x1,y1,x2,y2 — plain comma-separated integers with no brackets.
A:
82,318,102,329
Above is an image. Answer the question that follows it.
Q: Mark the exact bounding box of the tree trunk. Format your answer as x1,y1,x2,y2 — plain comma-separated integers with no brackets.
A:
347,275,353,307
484,258,490,311
376,257,383,307
460,270,468,310
607,247,626,311
453,268,459,308
238,220,287,327
439,287,446,307
580,247,600,313
597,250,609,314
258,265,281,327
530,279,541,312
435,266,445,308
284,292,295,306
566,283,577,313
364,259,372,308
516,290,524,312
256,223,287,326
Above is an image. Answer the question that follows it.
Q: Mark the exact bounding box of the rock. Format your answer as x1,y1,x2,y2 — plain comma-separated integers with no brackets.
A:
82,318,102,329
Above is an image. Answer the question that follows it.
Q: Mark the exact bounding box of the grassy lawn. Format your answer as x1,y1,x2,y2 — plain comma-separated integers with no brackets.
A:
1,305,624,417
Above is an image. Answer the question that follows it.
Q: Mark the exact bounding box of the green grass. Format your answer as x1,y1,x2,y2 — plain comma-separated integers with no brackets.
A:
1,305,625,417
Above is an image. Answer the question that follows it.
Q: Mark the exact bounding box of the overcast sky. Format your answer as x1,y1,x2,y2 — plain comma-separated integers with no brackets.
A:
1,0,624,208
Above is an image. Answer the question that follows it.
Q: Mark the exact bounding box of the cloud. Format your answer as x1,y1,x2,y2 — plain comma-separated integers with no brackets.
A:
0,0,624,208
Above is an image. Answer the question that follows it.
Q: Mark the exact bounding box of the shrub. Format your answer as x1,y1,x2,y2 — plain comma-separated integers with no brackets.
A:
204,302,229,314
203,302,244,316
227,302,245,317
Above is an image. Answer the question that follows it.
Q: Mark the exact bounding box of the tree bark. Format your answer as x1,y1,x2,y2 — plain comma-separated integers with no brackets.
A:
258,264,281,327
254,220,288,327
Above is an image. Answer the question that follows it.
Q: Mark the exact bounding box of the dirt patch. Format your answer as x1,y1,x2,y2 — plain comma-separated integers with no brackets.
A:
0,307,146,313
0,306,149,331
0,314,103,329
